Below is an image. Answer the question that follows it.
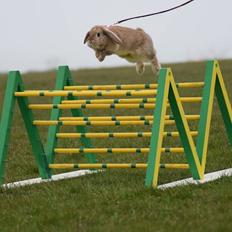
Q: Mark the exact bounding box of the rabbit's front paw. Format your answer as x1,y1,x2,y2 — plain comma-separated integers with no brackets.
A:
96,51,105,62
97,55,105,62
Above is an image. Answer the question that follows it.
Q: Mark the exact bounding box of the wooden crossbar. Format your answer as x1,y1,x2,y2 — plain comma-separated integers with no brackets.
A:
56,131,198,138
63,82,204,90
61,97,202,104
33,115,200,126
15,89,157,97
59,114,200,122
54,147,184,154
34,120,156,126
29,103,157,110
49,163,189,169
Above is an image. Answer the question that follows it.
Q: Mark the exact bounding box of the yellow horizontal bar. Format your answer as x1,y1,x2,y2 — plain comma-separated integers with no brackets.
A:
33,115,199,126
61,97,202,104
49,163,189,169
15,89,157,97
177,82,204,88
63,82,204,91
34,120,153,126
29,103,156,110
64,84,157,90
54,147,184,154
59,114,200,122
62,98,154,104
49,163,148,169
32,120,174,126
56,131,198,138
60,115,154,121
57,132,152,138
160,164,189,169
55,148,150,153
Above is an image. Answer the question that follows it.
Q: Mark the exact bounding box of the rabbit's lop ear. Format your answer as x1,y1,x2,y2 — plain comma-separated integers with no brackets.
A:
84,32,90,44
102,27,122,44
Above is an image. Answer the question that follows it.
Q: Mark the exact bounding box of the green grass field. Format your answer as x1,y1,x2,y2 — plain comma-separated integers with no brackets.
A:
0,60,232,231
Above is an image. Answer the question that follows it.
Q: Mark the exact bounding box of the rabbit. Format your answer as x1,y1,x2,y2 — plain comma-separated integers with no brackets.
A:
84,25,160,75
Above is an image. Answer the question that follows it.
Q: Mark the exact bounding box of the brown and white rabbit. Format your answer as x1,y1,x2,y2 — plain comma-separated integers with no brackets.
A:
84,25,160,75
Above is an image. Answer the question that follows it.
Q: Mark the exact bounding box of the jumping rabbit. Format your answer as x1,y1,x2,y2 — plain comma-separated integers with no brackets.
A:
84,25,160,75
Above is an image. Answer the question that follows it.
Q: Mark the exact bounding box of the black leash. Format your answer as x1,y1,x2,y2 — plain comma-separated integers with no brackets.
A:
115,0,195,24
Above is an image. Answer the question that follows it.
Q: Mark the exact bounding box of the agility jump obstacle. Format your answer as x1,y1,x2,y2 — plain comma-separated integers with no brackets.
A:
0,60,231,188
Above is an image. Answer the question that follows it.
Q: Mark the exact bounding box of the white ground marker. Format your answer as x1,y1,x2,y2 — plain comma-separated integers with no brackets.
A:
158,168,232,190
2,168,232,190
2,170,96,189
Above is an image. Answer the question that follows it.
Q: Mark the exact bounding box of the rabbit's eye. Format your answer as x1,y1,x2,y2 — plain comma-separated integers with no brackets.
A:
97,32,101,37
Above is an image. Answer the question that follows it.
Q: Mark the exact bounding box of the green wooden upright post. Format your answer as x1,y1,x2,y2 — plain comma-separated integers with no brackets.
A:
145,69,202,188
168,78,202,180
46,66,69,164
0,71,20,184
146,60,232,188
196,61,216,167
0,71,50,185
145,69,169,187
46,66,96,165
196,60,232,169
16,72,51,179
214,64,232,146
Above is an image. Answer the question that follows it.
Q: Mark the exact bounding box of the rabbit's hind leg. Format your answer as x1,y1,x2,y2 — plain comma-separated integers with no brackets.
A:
136,61,145,75
151,56,161,76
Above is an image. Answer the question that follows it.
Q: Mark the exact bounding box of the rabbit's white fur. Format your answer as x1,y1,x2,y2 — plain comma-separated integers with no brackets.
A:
84,25,160,75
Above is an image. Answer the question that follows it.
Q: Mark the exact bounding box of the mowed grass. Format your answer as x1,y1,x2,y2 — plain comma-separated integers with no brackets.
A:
0,60,232,231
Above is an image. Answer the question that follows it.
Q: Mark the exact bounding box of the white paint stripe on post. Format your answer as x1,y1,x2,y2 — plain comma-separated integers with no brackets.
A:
2,170,97,189
157,168,232,190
